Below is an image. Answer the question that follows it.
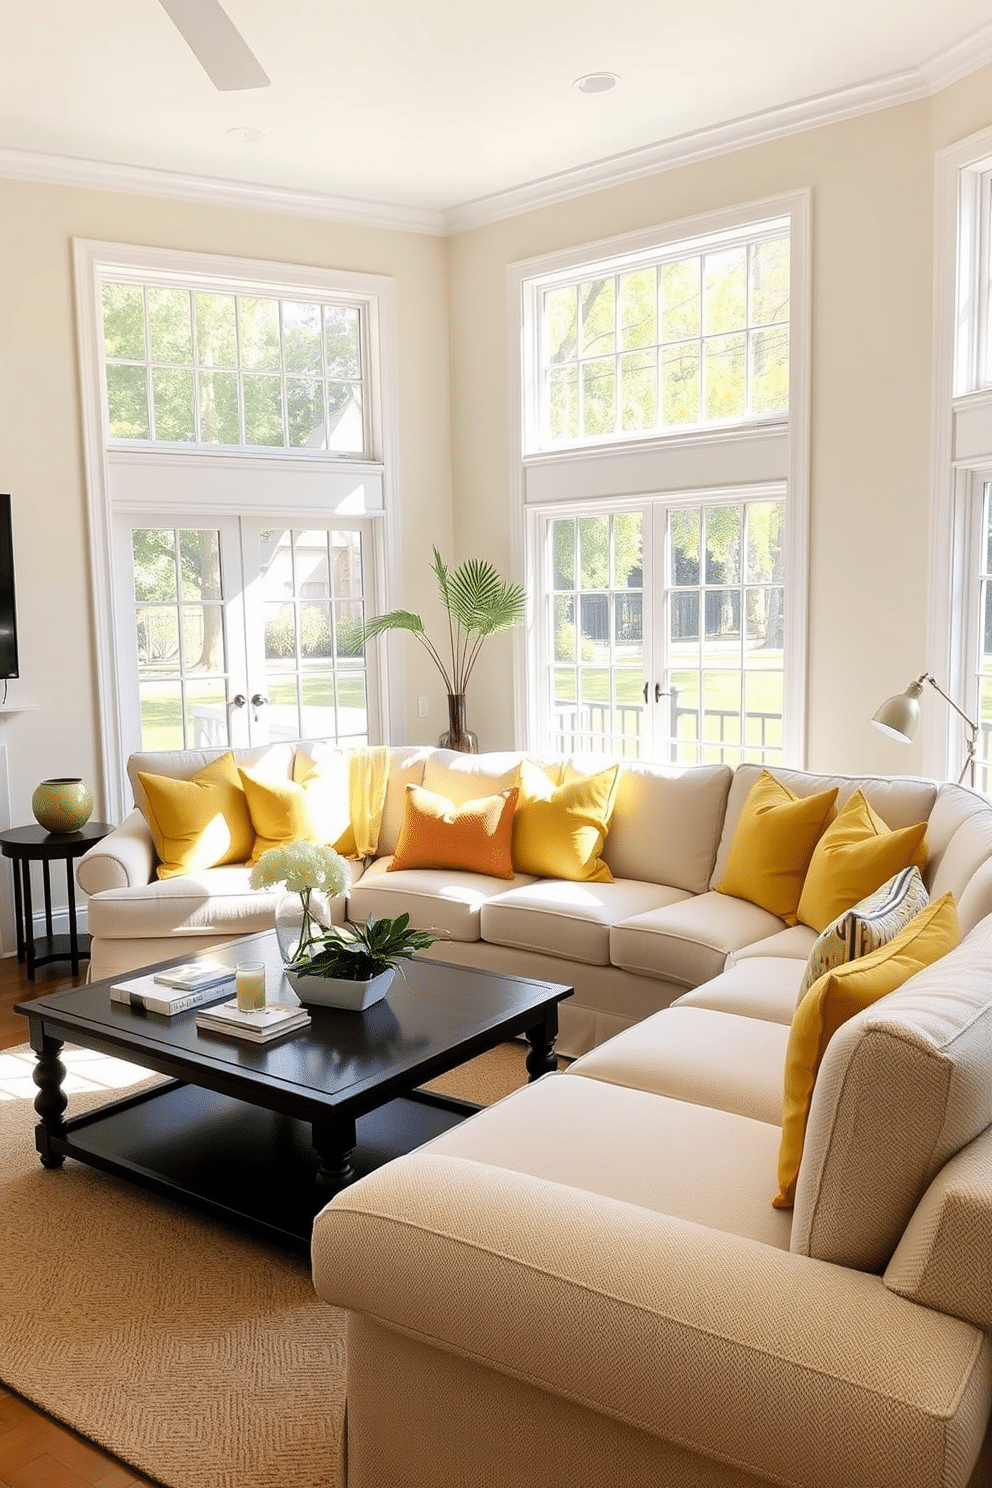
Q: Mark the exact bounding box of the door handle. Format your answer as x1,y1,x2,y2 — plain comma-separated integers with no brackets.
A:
231,694,247,709
251,693,269,708
643,683,666,704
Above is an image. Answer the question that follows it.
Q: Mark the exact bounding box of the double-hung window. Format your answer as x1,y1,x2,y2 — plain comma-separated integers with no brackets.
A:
74,241,397,822
933,133,992,789
512,194,810,765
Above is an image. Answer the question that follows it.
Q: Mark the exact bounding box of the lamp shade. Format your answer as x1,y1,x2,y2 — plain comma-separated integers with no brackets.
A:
871,681,924,743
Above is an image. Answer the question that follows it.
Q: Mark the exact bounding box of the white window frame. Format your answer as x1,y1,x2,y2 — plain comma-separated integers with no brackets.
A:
73,240,402,821
508,192,811,762
930,128,992,782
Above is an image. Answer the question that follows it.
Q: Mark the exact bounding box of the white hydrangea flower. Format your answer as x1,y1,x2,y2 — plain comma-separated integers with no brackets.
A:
249,841,349,897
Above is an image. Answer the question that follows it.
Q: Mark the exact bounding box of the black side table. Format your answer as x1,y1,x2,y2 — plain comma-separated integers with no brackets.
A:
0,821,114,979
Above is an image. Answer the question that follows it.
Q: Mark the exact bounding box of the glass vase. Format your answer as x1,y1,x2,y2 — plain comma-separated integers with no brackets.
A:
274,888,332,965
438,693,478,753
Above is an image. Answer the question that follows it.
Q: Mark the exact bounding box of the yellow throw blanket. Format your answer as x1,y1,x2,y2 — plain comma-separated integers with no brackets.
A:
337,745,389,859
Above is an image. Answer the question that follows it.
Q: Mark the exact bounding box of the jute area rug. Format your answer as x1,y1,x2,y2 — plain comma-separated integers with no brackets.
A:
0,1039,538,1488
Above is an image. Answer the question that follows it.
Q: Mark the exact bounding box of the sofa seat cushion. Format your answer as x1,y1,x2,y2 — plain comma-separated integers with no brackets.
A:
791,910,992,1271
671,957,807,1024
421,1072,793,1250
567,1006,790,1125
85,866,282,939
480,879,691,967
610,890,786,986
347,855,537,942
727,924,819,965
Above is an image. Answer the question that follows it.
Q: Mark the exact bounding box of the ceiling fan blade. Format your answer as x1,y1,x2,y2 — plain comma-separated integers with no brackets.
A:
157,0,270,91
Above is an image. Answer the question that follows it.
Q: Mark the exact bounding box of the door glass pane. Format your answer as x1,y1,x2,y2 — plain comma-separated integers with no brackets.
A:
258,528,371,743
132,527,229,750
666,499,784,768
548,511,645,755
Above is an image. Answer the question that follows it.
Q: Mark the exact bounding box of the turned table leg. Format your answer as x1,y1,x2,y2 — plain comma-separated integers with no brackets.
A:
525,1007,560,1081
312,1113,357,1205
32,1037,68,1168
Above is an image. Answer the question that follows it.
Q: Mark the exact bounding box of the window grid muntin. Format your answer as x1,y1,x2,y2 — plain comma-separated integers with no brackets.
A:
101,280,368,455
537,224,789,451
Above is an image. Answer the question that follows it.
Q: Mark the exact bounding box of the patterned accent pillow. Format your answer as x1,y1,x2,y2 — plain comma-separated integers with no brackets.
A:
797,866,929,1003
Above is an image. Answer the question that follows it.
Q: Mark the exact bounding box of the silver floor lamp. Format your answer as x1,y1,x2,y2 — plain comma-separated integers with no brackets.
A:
871,673,979,787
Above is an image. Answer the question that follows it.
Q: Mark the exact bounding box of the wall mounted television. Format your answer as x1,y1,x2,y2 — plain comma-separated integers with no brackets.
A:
0,496,19,680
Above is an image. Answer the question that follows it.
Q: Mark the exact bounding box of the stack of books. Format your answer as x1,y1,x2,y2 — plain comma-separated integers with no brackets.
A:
194,1000,311,1044
110,961,235,1015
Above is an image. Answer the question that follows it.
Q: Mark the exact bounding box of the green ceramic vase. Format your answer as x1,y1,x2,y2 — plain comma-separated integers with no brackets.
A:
31,777,94,834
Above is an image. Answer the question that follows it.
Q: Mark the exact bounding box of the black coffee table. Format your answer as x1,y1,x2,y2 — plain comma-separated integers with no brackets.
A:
15,932,572,1252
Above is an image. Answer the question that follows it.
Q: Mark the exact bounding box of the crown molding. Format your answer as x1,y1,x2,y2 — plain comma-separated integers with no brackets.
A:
443,26,992,233
3,22,992,240
0,146,446,236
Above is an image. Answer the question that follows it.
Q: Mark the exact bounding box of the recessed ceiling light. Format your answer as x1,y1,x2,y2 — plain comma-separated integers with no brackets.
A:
573,72,619,95
227,125,264,143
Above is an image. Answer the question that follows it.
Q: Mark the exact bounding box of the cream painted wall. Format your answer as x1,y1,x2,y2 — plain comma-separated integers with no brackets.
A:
447,68,992,773
0,177,453,876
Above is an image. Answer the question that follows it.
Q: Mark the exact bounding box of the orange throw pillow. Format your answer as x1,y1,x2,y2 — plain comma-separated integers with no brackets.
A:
388,784,519,880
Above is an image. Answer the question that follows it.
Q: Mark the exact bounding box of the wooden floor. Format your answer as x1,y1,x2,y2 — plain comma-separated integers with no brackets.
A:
0,955,162,1488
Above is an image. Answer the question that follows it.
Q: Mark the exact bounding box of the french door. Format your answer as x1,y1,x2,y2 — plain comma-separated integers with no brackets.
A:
535,492,786,766
113,513,380,757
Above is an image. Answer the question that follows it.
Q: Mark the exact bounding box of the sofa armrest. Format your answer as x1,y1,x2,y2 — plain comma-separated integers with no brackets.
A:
313,1152,991,1487
76,809,156,894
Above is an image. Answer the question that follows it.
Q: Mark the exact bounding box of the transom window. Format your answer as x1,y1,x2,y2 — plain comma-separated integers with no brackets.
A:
533,219,789,451
101,281,367,454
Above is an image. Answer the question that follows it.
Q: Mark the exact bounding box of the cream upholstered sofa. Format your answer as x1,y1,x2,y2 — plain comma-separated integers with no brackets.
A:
79,742,992,1483
312,908,992,1488
78,742,992,1059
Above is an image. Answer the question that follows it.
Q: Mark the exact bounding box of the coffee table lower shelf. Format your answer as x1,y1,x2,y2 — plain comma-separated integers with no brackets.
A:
48,1081,477,1253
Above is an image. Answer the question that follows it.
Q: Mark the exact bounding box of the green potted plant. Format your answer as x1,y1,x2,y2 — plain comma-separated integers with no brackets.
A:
285,913,439,1011
363,546,526,751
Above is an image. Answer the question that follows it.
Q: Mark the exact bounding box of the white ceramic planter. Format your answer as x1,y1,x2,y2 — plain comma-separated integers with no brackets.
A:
286,966,396,1011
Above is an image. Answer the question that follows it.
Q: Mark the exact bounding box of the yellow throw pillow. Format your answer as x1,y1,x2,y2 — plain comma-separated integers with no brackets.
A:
292,752,353,851
512,759,619,883
715,771,838,925
796,790,928,934
138,752,255,880
388,784,519,879
240,767,323,864
773,892,961,1209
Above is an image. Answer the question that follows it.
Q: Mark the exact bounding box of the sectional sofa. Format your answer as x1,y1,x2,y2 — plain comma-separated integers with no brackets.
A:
78,742,992,1058
77,741,992,1484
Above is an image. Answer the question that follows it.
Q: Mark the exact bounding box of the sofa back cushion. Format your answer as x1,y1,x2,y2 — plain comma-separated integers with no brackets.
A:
790,911,992,1271
129,743,295,823
600,762,733,893
925,782,992,934
710,765,938,891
